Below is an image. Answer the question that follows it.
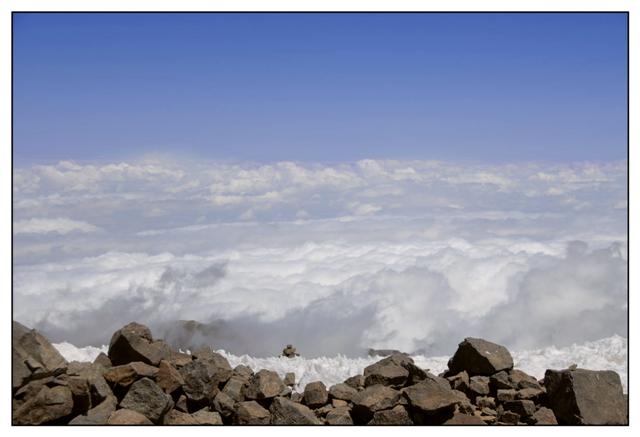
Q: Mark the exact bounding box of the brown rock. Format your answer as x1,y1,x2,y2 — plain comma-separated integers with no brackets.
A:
476,396,495,409
212,390,236,420
447,370,470,392
447,338,514,376
326,406,353,425
516,387,545,401
245,369,285,400
156,360,184,394
233,364,254,379
329,382,358,402
68,395,117,425
93,352,112,368
364,355,410,387
107,408,153,425
191,409,223,425
235,400,271,424
103,361,159,388
369,405,413,425
12,385,74,425
304,381,329,408
344,374,365,389
108,322,171,366
532,407,558,425
222,376,247,402
403,379,460,424
351,384,401,424
270,396,323,424
469,375,491,397
174,394,188,412
496,388,518,402
119,377,173,423
509,369,542,390
443,412,487,425
168,351,193,368
332,399,348,408
163,409,199,425
284,372,296,386
490,370,513,391
179,360,220,409
503,399,536,418
499,410,520,425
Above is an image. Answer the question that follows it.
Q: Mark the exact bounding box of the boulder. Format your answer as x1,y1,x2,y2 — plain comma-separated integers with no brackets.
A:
443,412,487,425
364,355,410,387
284,372,296,387
245,369,285,400
163,409,199,425
222,376,247,402
12,385,74,425
509,369,542,389
468,376,491,397
156,360,184,394
503,400,536,418
303,381,329,408
490,370,513,391
332,399,348,408
212,390,236,420
67,375,91,416
233,364,254,379
191,409,223,425
174,395,188,412
103,361,159,388
12,321,67,391
447,371,470,392
351,384,401,424
270,397,322,424
532,407,558,425
544,368,627,425
168,351,193,368
496,388,518,402
516,387,545,401
344,374,365,389
107,409,153,425
402,379,461,425
66,362,113,407
68,395,117,425
93,352,112,368
119,377,173,423
235,400,271,424
328,382,358,402
326,406,353,425
499,410,520,425
369,405,413,425
476,396,495,410
108,322,171,366
448,337,513,377
179,360,220,408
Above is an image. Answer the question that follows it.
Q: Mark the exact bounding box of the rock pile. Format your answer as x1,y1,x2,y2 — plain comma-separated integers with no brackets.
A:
12,322,628,425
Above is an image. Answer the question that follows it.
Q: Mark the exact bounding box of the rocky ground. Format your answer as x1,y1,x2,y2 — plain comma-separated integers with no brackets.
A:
12,321,628,425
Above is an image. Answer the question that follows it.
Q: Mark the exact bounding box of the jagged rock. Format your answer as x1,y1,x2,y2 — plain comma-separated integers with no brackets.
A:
532,407,558,425
314,404,334,418
179,360,220,409
245,369,285,400
469,375,491,397
107,409,153,425
13,377,54,412
194,353,233,387
67,376,91,416
344,374,365,389
451,389,475,414
544,368,627,425
212,391,236,420
93,353,112,368
496,388,518,402
66,362,113,407
369,405,413,425
447,338,513,376
499,410,520,425
270,397,322,424
222,376,247,402
191,409,223,425
304,381,329,408
175,395,188,412
191,346,215,360
119,377,173,423
168,351,193,368
516,387,545,401
235,400,271,424
476,396,496,410
403,379,460,425
103,361,159,388
351,384,401,424
233,364,254,379
332,399,348,408
279,386,292,398
156,360,184,394
326,406,353,425
364,355,410,387
447,370,470,392
68,395,117,425
290,392,303,403
163,409,199,425
13,385,74,425
443,412,487,425
509,369,542,390
503,400,536,418
329,382,358,402
490,370,513,391
108,322,171,366
284,372,296,386
12,321,67,391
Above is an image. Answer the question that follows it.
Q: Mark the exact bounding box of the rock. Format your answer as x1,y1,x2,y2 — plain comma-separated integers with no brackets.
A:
13,378,53,412
235,400,271,424
314,404,334,418
447,338,513,376
212,390,236,420
496,388,518,402
222,376,247,402
270,397,323,424
503,400,536,418
103,361,159,388
68,395,117,425
490,370,513,391
107,409,153,425
163,409,199,425
12,385,74,425
168,351,193,368
326,406,354,425
233,364,254,379
516,387,545,401
12,321,67,391
108,322,171,366
191,409,223,425
544,368,627,424
351,384,401,424
332,399,348,408
290,392,303,403
499,410,520,425
304,381,329,408
451,389,474,414
245,369,285,400
509,369,542,390
66,362,113,407
468,375,491,397
175,395,188,412
284,372,296,387
93,353,112,368
403,379,461,424
344,374,365,389
119,377,173,423
532,407,558,425
156,360,184,394
281,344,300,358
447,371,470,392
199,353,233,386
191,346,215,360
476,396,495,409
67,376,91,416
443,412,487,425
328,382,358,402
179,360,220,408
364,355,410,387
369,405,413,425
279,386,292,398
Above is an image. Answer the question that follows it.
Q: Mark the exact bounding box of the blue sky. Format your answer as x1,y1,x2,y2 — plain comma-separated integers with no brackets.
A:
13,13,627,164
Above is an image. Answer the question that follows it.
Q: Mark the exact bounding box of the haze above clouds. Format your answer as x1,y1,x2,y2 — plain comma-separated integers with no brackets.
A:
13,156,627,357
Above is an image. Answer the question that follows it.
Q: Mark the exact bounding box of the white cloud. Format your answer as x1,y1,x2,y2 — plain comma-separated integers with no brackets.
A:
13,218,101,235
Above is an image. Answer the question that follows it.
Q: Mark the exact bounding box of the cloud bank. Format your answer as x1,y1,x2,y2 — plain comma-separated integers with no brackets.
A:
13,156,627,357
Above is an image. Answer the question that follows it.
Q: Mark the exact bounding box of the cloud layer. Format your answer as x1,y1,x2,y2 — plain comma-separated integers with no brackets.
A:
13,157,627,357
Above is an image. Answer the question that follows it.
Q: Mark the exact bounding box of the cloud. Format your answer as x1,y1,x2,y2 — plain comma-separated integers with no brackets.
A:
13,218,101,235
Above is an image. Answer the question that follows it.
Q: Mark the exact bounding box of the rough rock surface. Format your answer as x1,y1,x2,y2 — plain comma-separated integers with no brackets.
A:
351,384,401,424
13,385,74,425
119,378,173,423
270,397,322,425
108,322,171,366
369,405,413,425
107,408,153,425
245,369,285,400
303,381,329,408
236,400,271,424
448,338,514,376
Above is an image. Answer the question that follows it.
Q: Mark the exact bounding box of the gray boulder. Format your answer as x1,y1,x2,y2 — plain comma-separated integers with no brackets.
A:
12,385,74,425
303,381,329,408
179,360,220,408
326,406,353,425
364,355,410,387
235,400,271,424
270,397,322,424
119,377,173,423
107,408,153,425
328,382,358,402
245,369,285,400
403,378,461,424
108,322,171,366
351,384,401,424
369,405,413,425
68,395,117,425
447,337,513,376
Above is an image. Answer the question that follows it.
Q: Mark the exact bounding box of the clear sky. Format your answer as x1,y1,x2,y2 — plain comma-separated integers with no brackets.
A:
13,12,627,164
